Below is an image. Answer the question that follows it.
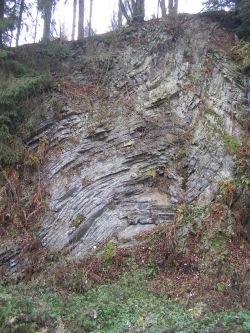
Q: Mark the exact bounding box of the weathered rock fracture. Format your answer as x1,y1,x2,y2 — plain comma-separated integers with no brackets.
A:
29,16,247,257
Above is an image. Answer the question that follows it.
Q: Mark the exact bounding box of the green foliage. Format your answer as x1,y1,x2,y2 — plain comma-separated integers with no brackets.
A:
236,146,250,184
0,138,23,165
243,58,250,71
0,74,53,166
221,133,241,155
210,233,226,251
4,60,36,77
177,204,205,223
233,42,250,72
0,50,13,59
0,271,249,332
102,242,116,263
202,0,250,39
236,0,250,39
216,281,227,291
0,76,53,107
202,0,237,11
240,175,250,185
243,61,250,73
0,51,54,166
44,41,71,59
175,204,207,252
0,0,18,46
0,17,16,41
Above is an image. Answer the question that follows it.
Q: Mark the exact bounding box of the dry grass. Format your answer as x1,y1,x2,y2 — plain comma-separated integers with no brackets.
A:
4,200,246,314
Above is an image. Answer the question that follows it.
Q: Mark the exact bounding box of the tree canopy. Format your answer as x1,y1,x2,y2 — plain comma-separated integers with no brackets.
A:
236,0,250,38
203,0,250,38
0,0,249,47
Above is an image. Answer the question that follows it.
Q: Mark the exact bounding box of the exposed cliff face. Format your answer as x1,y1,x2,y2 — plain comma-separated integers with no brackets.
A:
26,15,247,257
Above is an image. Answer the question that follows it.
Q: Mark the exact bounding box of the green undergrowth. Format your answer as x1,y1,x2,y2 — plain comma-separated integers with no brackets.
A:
233,42,250,72
0,41,73,167
0,270,249,333
14,40,71,73
221,133,242,155
0,75,52,105
0,50,14,60
0,48,54,166
204,109,242,156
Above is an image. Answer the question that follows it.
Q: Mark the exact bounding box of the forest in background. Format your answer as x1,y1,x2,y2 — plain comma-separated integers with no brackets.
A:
0,0,249,48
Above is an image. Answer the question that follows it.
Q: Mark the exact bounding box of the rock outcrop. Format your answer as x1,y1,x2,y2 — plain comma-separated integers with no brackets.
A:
27,15,247,257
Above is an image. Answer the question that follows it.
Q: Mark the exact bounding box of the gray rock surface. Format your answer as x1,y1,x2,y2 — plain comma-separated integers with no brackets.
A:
27,16,247,257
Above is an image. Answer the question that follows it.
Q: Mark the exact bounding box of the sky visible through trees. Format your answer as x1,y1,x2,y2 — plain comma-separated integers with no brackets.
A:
3,0,248,47
57,0,203,35
20,0,203,44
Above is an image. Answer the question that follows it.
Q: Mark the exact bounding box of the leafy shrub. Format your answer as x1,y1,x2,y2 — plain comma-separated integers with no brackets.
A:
0,50,13,59
240,175,250,185
0,75,52,106
45,41,71,59
232,41,250,72
4,60,35,77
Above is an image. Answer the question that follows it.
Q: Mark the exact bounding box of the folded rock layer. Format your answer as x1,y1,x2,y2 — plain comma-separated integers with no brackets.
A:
28,16,247,257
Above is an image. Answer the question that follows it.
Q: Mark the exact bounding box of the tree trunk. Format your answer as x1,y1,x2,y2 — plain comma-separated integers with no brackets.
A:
132,0,144,23
119,0,145,24
174,0,178,14
131,0,136,17
72,0,77,40
168,0,174,15
34,4,39,43
138,0,145,21
0,0,4,46
88,0,93,37
78,0,84,40
118,0,122,27
160,0,167,17
119,0,130,23
42,0,53,42
16,0,25,46
126,0,133,17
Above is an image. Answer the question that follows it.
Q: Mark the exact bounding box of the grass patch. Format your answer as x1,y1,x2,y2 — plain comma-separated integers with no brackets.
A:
0,270,249,332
